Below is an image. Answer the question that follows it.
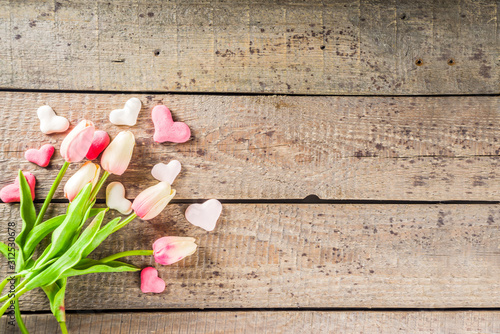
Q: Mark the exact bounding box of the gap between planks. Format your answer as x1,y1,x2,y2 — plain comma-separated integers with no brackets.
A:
1,88,499,98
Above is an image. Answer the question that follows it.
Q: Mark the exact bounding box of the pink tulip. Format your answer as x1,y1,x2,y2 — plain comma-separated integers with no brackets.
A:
131,182,176,220
153,237,197,265
100,131,135,175
60,120,95,163
64,161,100,201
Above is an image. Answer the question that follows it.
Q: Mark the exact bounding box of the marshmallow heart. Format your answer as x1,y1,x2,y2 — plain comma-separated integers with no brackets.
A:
0,172,36,203
185,199,222,231
86,130,110,160
140,267,165,293
152,105,191,143
37,105,70,134
25,144,55,167
109,98,142,126
106,182,132,215
151,160,181,184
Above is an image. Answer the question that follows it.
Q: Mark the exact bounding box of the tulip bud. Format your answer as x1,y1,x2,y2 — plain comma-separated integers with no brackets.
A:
131,182,176,220
153,237,197,265
60,120,95,163
100,131,135,175
64,161,100,202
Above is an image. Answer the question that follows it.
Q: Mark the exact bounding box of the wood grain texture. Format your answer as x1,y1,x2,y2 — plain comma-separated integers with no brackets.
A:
1,92,499,200
2,311,500,333
1,203,499,311
0,0,498,94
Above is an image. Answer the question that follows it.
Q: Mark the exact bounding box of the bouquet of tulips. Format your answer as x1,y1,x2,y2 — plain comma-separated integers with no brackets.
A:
0,120,197,333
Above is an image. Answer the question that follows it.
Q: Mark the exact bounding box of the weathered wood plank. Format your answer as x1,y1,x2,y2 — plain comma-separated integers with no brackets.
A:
0,0,497,94
1,203,499,310
3,311,500,334
1,92,499,200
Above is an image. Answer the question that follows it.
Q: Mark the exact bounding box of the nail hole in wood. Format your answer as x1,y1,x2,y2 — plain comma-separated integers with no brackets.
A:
447,58,455,66
400,13,407,20
154,49,161,56
320,45,325,50
415,58,423,66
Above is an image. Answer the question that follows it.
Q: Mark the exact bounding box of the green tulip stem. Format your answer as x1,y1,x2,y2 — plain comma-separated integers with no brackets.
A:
59,321,69,334
100,250,153,263
88,170,110,203
14,277,28,334
0,287,28,318
0,274,22,295
35,161,70,226
112,213,137,233
0,278,29,303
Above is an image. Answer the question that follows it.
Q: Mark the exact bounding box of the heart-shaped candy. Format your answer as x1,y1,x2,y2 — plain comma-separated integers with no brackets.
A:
185,199,222,231
109,98,142,126
152,105,191,143
0,172,36,203
86,130,110,160
106,182,132,215
140,267,165,293
25,144,55,167
151,160,181,184
37,105,70,134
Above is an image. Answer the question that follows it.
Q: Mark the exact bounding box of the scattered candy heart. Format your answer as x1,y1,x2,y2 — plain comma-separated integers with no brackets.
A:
86,130,110,160
140,267,165,293
151,160,181,184
106,182,132,215
0,172,36,203
152,105,191,143
25,144,55,167
185,199,222,231
109,98,142,126
37,105,70,134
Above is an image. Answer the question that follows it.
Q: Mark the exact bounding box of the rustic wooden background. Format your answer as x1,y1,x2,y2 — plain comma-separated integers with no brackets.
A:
0,0,499,333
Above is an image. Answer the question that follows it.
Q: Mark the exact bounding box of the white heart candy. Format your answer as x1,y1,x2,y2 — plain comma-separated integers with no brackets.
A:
106,182,132,215
151,160,181,184
185,199,222,231
109,98,142,126
37,105,70,134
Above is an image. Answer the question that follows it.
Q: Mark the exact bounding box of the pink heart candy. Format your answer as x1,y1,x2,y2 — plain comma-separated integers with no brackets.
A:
151,160,181,184
86,130,110,160
152,105,191,143
185,199,222,231
25,144,55,167
0,172,36,203
140,267,165,293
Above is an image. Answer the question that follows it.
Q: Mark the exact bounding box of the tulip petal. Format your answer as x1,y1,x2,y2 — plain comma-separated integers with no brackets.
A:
60,120,95,163
64,162,100,202
132,182,175,220
101,131,135,175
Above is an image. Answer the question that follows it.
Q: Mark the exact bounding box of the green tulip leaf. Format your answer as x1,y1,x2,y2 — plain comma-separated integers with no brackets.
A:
23,214,66,260
81,217,121,258
15,170,36,248
25,211,105,289
42,278,67,323
61,258,139,278
79,199,99,230
33,184,93,269
0,242,9,260
89,207,108,218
